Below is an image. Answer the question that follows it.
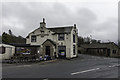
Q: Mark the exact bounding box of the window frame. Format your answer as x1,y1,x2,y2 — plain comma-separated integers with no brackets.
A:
0,46,6,54
31,35,37,42
112,50,116,54
58,34,65,41
73,34,75,43
73,45,75,55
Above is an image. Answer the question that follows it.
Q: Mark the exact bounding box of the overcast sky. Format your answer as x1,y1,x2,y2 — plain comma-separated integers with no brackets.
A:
1,0,119,43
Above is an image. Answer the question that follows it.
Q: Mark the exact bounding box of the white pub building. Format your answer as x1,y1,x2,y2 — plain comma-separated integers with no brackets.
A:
26,18,78,59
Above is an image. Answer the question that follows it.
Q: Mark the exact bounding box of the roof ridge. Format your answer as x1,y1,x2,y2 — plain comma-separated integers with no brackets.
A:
47,26,73,29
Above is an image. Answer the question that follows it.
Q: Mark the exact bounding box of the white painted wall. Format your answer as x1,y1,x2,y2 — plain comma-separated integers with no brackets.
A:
70,27,78,58
26,25,78,58
0,44,15,60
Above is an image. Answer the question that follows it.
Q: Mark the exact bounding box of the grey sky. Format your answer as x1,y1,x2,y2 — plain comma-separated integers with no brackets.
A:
1,0,118,43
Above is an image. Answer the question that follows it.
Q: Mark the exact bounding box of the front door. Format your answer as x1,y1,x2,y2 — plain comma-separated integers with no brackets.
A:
46,46,50,56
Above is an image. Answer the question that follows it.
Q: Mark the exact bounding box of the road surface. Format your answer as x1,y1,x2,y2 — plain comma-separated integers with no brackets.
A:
2,54,120,78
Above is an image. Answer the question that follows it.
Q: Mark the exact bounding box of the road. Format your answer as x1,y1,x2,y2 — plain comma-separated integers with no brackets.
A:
2,54,120,78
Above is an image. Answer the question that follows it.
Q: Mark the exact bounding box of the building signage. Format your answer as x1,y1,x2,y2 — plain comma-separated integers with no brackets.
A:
16,47,31,54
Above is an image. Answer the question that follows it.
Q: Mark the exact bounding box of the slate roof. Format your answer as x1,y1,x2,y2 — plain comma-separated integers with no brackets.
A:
26,26,73,38
47,26,73,34
80,42,118,49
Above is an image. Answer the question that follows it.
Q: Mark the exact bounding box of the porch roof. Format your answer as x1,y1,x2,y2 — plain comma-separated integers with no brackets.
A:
42,39,56,46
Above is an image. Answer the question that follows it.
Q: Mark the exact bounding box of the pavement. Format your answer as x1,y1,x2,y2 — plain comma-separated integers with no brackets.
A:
1,54,120,79
2,59,58,66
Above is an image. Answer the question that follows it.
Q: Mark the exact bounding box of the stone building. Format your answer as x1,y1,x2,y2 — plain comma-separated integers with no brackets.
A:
78,42,119,57
26,18,78,59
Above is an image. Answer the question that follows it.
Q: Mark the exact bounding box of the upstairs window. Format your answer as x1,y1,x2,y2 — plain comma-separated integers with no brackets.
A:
0,46,5,54
58,34,64,41
31,35,36,42
41,31,44,34
41,35,44,38
73,34,75,43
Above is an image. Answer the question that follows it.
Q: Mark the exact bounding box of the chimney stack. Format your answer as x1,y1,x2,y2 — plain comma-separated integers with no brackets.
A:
40,18,46,28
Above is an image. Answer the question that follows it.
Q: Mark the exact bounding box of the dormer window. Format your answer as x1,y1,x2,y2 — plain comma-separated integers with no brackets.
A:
41,31,44,34
31,35,36,42
58,34,64,41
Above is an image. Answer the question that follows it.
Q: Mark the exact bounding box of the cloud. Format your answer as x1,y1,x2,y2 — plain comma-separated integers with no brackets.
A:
92,18,118,42
2,2,118,43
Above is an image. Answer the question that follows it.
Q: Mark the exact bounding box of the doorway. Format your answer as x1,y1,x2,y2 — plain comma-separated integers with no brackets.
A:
46,46,50,56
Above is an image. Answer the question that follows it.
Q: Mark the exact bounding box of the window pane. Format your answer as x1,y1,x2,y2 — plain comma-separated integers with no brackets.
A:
0,46,5,54
73,45,75,55
73,34,75,43
58,34,64,40
31,35,36,42
0,47,2,53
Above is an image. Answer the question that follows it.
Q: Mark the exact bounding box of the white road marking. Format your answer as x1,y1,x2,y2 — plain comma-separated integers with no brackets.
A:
71,68,100,75
108,65,116,68
16,65,31,67
71,64,120,75
108,64,120,68
108,66,113,68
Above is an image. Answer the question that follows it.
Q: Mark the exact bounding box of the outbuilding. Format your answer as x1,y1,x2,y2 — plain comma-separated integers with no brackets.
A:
0,43,15,60
78,42,119,57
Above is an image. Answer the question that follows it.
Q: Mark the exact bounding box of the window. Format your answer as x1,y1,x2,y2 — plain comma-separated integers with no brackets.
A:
86,49,89,52
58,34,64,40
41,31,44,34
58,46,66,57
113,50,116,54
41,35,44,38
73,45,75,55
0,46,5,54
97,49,99,53
31,35,36,42
73,34,75,43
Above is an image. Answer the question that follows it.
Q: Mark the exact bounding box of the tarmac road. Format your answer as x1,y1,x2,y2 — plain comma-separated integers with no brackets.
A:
2,54,120,78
